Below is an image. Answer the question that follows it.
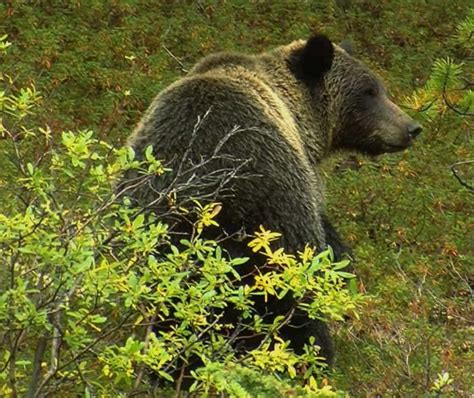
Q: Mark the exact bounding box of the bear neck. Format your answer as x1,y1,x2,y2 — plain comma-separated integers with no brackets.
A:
257,49,333,166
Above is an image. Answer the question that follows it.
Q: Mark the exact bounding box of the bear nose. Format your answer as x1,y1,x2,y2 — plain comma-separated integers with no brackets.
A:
407,121,422,139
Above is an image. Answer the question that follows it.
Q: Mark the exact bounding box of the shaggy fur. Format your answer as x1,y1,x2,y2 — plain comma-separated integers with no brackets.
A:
124,33,421,364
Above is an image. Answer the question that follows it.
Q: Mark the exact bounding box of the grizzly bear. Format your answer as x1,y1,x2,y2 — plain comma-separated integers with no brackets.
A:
123,33,422,366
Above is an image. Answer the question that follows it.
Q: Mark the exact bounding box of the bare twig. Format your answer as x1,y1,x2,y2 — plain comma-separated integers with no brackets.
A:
34,309,62,397
26,337,47,398
120,113,257,226
174,363,187,398
442,92,474,116
133,314,157,391
450,160,474,191
162,45,188,74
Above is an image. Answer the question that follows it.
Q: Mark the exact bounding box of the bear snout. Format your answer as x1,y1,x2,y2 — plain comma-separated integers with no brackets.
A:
407,121,422,139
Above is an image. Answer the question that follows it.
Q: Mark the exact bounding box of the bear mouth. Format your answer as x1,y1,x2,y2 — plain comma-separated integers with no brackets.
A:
383,137,413,152
385,142,411,152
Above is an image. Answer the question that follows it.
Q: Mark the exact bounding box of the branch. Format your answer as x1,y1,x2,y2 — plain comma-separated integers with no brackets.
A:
132,313,157,391
440,63,474,117
162,45,188,74
120,113,257,226
26,337,47,398
34,309,62,397
450,160,474,191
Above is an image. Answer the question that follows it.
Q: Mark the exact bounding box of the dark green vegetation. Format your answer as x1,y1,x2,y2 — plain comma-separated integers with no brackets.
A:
1,1,472,396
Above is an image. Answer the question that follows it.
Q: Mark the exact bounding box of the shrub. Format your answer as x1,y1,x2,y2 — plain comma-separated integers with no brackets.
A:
0,37,356,397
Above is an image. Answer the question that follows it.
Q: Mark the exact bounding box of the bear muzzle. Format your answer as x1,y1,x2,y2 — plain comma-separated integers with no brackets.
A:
407,121,423,139
378,99,423,152
389,120,422,151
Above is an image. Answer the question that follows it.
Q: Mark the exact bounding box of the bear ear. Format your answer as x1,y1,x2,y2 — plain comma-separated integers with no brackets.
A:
289,33,334,83
340,39,354,55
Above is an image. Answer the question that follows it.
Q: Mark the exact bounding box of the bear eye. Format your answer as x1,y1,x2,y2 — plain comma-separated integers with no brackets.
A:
363,87,378,97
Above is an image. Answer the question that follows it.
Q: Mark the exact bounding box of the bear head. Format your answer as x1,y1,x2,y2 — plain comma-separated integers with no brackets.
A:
289,33,422,156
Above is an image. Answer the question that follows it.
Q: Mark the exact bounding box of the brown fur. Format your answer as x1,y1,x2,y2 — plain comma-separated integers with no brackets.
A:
124,34,421,364
128,41,328,250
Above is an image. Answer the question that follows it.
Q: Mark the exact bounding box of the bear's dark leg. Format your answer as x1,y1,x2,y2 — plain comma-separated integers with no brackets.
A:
279,214,352,366
280,310,335,365
321,213,352,263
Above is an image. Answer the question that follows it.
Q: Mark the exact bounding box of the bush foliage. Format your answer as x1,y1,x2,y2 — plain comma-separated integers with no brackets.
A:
0,36,359,396
1,2,472,397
